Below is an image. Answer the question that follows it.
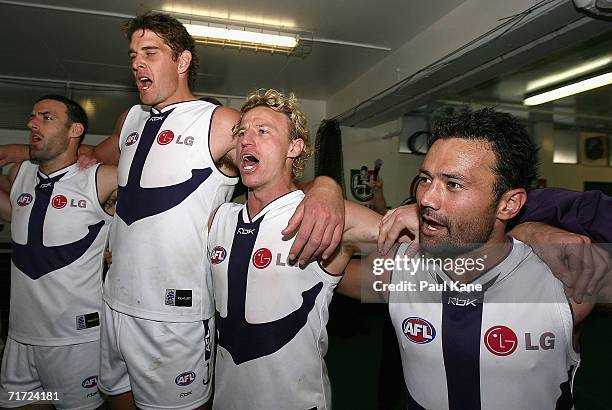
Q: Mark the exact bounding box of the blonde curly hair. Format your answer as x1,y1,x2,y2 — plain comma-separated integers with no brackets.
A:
235,89,312,178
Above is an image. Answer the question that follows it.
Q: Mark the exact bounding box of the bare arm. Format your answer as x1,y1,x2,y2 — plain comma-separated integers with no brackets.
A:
0,163,20,222
209,107,240,177
509,222,610,303
0,188,11,222
96,165,118,215
0,144,29,167
283,176,345,265
89,110,128,165
322,200,381,274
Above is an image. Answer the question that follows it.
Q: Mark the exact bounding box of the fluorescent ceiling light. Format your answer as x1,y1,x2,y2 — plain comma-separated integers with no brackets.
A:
184,23,298,48
526,56,612,92
523,71,612,106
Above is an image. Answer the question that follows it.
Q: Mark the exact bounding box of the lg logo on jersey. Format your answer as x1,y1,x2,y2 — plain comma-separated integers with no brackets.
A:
51,195,87,209
157,130,194,146
484,325,555,356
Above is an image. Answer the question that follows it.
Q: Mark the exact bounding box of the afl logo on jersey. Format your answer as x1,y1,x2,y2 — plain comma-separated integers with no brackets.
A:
125,132,139,146
402,317,436,344
252,248,272,269
17,193,33,206
484,325,518,356
52,194,68,209
81,376,98,389
157,130,174,145
175,371,196,386
210,246,227,264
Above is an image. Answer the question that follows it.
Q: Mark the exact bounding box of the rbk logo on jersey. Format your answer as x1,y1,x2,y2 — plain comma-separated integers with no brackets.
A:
448,296,478,306
237,228,255,235
252,248,272,269
17,193,33,206
402,317,436,344
210,246,227,264
175,371,196,386
81,376,98,389
149,116,164,122
125,132,139,146
484,325,518,356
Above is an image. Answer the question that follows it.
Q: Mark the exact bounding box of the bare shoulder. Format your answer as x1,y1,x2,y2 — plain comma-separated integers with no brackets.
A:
97,164,118,182
210,107,240,162
8,161,24,185
96,164,118,209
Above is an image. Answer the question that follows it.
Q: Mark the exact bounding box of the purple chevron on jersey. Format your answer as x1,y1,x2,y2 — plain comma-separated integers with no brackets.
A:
217,209,322,365
12,172,105,280
116,108,212,225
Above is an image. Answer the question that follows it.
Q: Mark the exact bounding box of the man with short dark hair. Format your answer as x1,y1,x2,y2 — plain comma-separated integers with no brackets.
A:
0,95,117,410
341,108,603,409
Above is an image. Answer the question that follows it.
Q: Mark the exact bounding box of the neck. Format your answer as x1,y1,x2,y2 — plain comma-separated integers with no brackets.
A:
443,223,510,283
154,84,195,110
247,181,297,217
38,151,78,175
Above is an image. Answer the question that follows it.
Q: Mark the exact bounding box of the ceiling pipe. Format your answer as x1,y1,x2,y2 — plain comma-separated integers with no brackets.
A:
0,0,391,51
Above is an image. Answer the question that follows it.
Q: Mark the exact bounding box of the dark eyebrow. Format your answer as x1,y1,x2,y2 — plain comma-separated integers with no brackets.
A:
128,46,159,56
442,173,465,180
419,169,465,180
33,111,52,117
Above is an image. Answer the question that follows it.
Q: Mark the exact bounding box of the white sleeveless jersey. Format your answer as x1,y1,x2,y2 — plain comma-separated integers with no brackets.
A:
209,191,340,410
388,239,578,410
9,162,112,346
104,101,237,322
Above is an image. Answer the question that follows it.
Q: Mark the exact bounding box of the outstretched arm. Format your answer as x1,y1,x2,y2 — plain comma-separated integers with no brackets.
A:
0,145,29,167
509,222,610,303
88,110,128,166
512,188,612,243
0,188,11,222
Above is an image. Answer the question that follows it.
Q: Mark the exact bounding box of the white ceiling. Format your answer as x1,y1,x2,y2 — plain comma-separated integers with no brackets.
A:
0,0,465,96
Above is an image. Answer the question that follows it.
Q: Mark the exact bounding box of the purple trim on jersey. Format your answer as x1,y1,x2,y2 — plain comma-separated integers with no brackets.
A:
438,274,497,410
441,288,484,409
514,188,612,244
316,260,343,277
116,108,213,225
217,209,323,365
12,171,105,279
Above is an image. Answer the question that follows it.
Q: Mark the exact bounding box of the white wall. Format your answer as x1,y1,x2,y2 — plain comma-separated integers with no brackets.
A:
327,0,560,118
533,122,612,191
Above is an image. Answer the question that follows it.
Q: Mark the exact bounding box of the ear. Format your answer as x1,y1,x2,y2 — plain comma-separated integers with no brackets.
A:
68,122,84,141
177,50,192,75
495,188,527,221
287,138,304,159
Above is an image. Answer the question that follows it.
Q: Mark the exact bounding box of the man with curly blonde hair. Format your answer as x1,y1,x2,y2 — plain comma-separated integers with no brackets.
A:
207,89,382,409
233,89,312,179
